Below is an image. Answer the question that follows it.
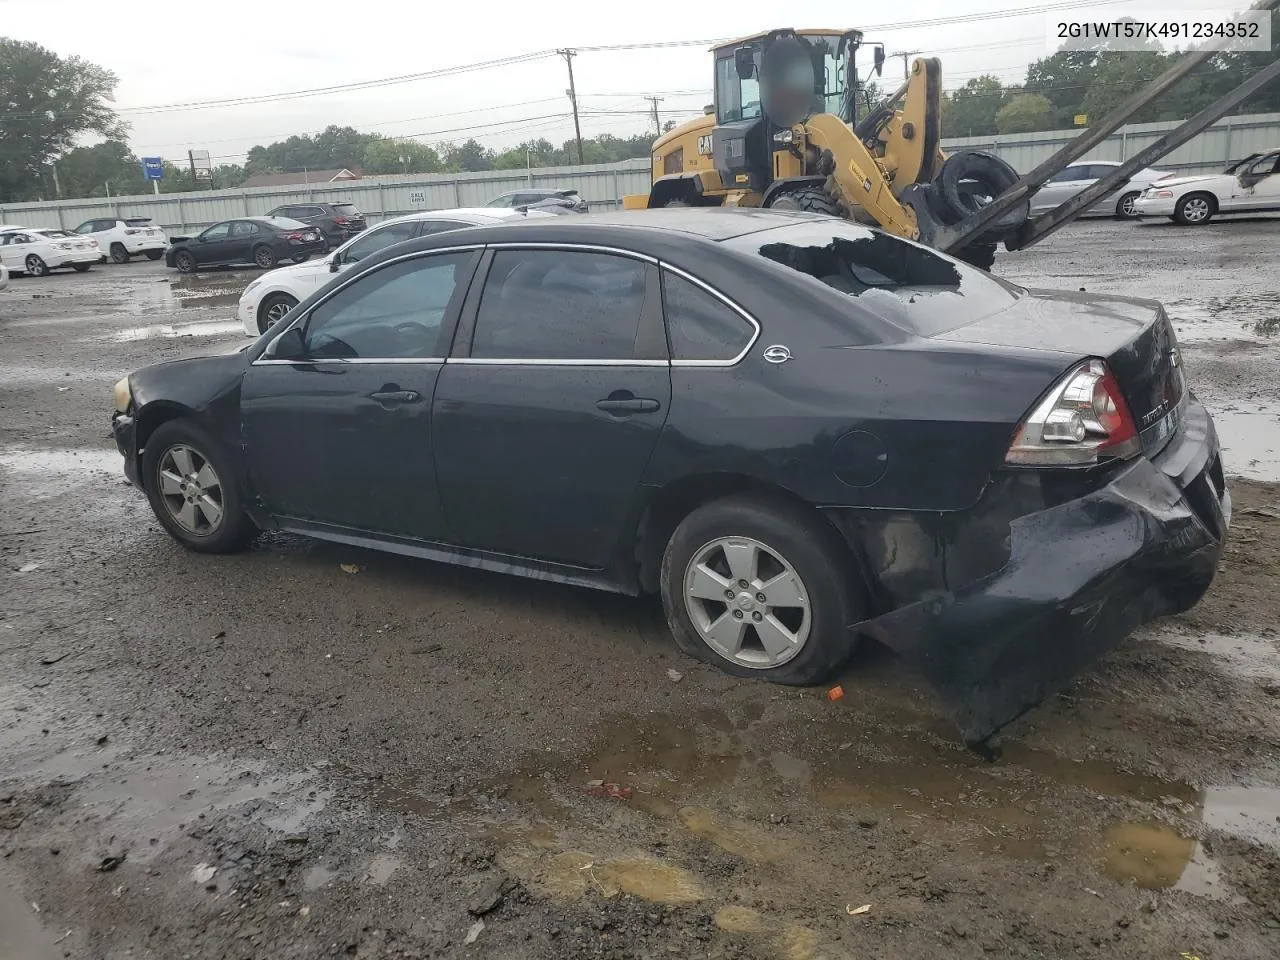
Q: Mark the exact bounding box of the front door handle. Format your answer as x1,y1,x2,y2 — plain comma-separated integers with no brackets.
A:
369,389,422,404
596,397,660,414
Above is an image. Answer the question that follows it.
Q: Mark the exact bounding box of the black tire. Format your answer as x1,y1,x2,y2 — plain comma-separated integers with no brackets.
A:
953,242,998,271
253,245,278,269
659,495,866,685
1115,191,1141,220
145,250,164,261
72,263,92,273
257,292,298,334
24,254,49,277
141,418,255,554
109,243,130,264
174,250,196,274
937,151,1027,230
1173,192,1215,226
764,185,842,217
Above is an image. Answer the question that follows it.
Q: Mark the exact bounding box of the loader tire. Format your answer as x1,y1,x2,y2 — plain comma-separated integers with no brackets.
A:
765,185,841,217
937,151,1027,230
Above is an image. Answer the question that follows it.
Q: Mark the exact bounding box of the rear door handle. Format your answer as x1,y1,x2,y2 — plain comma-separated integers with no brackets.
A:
369,389,422,404
596,397,660,413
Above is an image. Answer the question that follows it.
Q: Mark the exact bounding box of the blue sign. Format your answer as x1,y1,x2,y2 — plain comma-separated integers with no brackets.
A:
141,157,164,181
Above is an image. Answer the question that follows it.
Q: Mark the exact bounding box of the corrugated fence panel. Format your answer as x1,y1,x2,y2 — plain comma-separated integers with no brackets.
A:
2,116,1275,230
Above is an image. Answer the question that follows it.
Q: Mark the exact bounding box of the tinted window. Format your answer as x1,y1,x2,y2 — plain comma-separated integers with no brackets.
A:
303,253,471,360
125,218,152,226
662,271,754,362
734,222,1019,338
229,221,257,237
332,203,361,216
1048,165,1085,183
418,219,473,235
341,221,421,263
485,194,514,207
472,250,647,360
74,222,94,234
200,223,231,240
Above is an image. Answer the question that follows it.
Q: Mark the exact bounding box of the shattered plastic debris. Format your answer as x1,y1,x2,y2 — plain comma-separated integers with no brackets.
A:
339,563,362,574
586,780,633,800
17,562,42,573
827,685,845,701
464,919,485,944
845,903,872,916
190,863,217,884
666,668,684,683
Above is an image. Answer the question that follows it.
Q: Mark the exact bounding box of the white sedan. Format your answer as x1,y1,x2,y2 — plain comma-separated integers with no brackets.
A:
237,207,552,336
1134,148,1280,224
0,228,101,276
1030,160,1169,219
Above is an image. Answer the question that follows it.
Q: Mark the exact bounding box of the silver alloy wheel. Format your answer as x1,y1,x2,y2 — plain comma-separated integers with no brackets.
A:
264,298,294,326
683,536,812,669
1182,196,1210,222
25,254,47,276
157,444,224,537
1119,193,1138,217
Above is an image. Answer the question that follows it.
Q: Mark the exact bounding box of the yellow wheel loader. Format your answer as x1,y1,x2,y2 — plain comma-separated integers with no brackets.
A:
622,28,1025,269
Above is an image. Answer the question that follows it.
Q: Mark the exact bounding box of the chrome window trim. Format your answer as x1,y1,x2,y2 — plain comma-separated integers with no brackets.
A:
485,241,658,265
254,358,446,366
447,358,668,367
658,262,762,367
250,244,483,367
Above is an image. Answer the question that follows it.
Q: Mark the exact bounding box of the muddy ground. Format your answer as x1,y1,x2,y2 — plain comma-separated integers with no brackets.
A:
1,217,1278,960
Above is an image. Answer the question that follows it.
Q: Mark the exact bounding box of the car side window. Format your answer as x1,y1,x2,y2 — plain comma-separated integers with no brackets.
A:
341,221,420,263
302,252,472,360
229,221,256,237
418,220,472,235
471,249,648,361
74,222,93,234
201,223,231,241
1048,166,1084,183
661,271,755,362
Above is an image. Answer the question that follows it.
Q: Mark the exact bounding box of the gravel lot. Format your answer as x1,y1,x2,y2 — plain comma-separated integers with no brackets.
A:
1,217,1278,960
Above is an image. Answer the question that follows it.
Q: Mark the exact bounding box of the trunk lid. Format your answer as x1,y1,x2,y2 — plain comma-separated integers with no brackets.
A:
935,289,1186,456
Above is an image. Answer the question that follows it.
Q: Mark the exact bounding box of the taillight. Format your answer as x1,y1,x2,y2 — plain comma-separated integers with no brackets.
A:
125,228,140,235
333,216,349,225
286,231,303,241
1006,359,1140,467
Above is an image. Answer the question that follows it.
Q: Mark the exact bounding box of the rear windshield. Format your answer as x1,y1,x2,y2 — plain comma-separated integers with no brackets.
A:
727,221,1020,337
125,218,153,226
332,203,361,215
41,230,72,238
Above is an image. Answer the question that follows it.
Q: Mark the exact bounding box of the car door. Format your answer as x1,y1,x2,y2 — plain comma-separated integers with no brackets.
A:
431,246,672,568
226,220,259,263
192,222,233,265
1236,151,1280,209
0,233,27,270
240,247,481,539
1033,164,1091,214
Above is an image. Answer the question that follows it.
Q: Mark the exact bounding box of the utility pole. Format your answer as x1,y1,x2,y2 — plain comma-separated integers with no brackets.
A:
558,48,585,164
892,50,920,80
644,96,664,136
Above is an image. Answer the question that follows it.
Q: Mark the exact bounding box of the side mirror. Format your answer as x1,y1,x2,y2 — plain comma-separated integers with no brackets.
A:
734,46,755,81
329,255,341,273
873,45,886,77
268,325,306,358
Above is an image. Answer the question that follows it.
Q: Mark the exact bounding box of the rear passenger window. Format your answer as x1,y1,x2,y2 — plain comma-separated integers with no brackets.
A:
661,271,755,362
471,250,647,360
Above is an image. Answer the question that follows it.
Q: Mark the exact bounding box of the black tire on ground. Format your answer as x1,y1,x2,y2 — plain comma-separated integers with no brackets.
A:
1115,191,1141,220
72,263,92,273
659,494,867,685
24,254,49,277
953,242,998,271
1173,192,1216,226
174,250,196,273
145,250,164,261
253,245,278,269
109,243,130,264
141,418,256,554
764,185,842,217
257,292,299,334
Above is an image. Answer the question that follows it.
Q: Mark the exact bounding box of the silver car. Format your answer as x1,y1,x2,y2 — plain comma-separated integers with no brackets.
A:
1030,160,1169,220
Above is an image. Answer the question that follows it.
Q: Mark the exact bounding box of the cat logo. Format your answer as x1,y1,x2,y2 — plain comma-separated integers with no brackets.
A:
697,134,713,156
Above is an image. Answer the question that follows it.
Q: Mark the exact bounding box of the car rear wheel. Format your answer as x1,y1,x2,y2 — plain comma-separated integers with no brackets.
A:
72,263,92,272
109,243,130,264
145,250,164,261
174,250,196,273
253,245,278,269
1174,193,1215,225
24,255,49,277
660,495,865,684
141,419,255,554
1115,191,1141,219
258,293,298,334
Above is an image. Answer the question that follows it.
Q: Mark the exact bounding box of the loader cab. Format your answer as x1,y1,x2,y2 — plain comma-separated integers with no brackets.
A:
711,29,865,195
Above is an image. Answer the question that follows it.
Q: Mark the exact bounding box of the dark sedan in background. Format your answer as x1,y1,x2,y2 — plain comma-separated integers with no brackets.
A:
113,210,1228,745
165,216,325,273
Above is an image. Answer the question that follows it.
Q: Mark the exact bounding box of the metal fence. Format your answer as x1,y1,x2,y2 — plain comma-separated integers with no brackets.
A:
3,111,1277,234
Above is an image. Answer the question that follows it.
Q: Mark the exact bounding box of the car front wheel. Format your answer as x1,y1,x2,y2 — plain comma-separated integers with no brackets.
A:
660,495,866,684
258,293,298,334
141,419,255,554
1174,193,1215,225
1115,191,1141,219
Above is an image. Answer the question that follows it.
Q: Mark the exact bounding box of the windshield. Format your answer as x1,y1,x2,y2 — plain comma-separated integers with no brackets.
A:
728,221,1020,337
40,230,72,239
332,203,361,216
715,33,846,124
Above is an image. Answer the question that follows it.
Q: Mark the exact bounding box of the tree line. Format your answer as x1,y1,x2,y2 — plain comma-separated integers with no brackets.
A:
2,15,1278,203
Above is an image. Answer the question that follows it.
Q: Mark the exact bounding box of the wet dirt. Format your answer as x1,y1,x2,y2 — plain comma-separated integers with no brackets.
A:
2,227,1280,959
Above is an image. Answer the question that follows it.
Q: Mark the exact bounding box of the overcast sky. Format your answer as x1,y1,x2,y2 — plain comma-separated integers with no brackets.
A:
1,0,1247,165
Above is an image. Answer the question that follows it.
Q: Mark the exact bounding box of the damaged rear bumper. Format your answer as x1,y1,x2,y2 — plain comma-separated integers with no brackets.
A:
849,396,1229,746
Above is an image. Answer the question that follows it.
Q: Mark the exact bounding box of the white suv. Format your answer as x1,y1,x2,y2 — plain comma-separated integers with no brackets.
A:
237,207,552,335
72,217,168,263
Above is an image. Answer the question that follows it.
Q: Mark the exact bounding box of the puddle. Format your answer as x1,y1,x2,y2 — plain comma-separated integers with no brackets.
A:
1210,404,1280,482
303,865,338,890
1158,631,1280,682
364,854,401,886
114,319,244,342
0,446,123,501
